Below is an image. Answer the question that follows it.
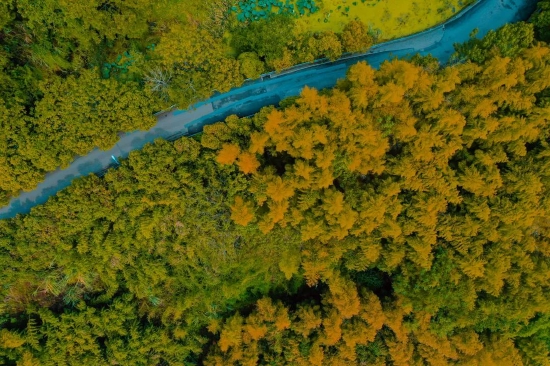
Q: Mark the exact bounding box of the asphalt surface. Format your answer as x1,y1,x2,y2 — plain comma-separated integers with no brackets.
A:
0,0,538,219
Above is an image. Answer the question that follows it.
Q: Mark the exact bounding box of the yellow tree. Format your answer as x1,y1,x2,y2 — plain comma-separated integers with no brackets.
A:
237,152,260,174
230,197,255,226
216,143,240,165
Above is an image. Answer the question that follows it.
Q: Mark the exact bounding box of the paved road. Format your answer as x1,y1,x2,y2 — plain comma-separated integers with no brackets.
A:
0,0,538,219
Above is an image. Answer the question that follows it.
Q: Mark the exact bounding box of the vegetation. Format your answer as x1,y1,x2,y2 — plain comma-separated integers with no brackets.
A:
2,15,550,364
531,0,550,42
452,22,536,64
232,0,319,22
294,0,475,37
0,0,380,206
0,0,479,206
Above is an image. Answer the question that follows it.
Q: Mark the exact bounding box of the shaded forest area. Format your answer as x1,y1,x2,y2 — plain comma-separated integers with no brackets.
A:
2,3,550,363
0,0,377,206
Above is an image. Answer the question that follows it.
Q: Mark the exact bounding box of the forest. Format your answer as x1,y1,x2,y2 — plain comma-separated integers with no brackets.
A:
0,0,380,206
1,0,550,365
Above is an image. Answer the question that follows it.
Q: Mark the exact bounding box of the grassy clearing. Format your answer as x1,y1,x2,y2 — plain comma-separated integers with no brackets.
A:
293,0,474,39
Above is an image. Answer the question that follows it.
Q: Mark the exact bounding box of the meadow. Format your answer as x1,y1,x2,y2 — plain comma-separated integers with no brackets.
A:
295,0,475,39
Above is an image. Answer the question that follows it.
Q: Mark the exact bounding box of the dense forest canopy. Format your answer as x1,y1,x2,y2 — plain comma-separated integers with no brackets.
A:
532,0,550,44
2,4,550,363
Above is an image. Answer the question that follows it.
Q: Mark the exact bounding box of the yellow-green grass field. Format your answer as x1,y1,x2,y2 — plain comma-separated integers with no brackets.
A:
294,0,474,40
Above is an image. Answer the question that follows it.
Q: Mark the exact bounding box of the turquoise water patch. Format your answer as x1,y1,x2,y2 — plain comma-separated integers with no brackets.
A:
232,0,319,22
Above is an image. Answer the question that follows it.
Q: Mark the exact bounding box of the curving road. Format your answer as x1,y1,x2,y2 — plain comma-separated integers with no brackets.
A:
0,0,538,219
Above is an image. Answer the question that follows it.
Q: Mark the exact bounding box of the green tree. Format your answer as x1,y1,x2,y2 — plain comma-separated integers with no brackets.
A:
453,22,535,63
340,20,375,54
231,14,295,65
530,0,550,42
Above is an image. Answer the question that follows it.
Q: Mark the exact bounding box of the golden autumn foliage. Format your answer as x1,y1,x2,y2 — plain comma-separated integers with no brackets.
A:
326,275,361,319
265,176,295,202
196,32,550,366
3,21,550,366
0,329,26,349
230,196,255,226
207,285,517,365
236,152,260,174
218,315,244,352
216,143,241,165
